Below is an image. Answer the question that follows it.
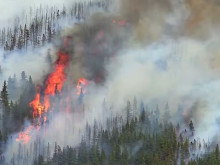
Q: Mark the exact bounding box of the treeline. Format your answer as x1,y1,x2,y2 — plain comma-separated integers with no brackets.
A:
42,104,219,165
0,71,35,144
2,100,218,165
0,0,110,54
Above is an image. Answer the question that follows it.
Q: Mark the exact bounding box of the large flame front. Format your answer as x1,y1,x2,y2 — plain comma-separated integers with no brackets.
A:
29,51,70,119
43,51,70,110
18,39,89,144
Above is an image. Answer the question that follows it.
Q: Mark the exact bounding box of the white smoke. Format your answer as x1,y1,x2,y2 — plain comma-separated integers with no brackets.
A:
0,46,52,85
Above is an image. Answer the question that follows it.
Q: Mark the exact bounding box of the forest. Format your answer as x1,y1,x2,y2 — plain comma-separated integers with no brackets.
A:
0,0,220,165
35,105,220,165
1,90,219,164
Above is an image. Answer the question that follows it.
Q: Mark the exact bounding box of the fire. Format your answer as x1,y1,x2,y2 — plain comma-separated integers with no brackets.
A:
19,39,71,145
44,52,70,96
43,116,47,124
16,126,34,144
29,51,70,121
29,86,44,117
43,96,50,113
77,78,89,95
43,51,70,111
112,19,127,26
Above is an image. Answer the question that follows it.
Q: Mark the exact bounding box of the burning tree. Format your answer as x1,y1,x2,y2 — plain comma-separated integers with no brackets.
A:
29,51,70,122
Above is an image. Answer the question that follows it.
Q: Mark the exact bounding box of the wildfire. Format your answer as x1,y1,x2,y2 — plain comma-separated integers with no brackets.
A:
16,125,34,144
77,78,89,95
44,52,70,96
19,38,87,145
29,86,44,117
29,51,70,120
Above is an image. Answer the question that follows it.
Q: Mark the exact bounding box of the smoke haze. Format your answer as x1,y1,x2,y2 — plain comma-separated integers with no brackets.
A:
2,0,220,164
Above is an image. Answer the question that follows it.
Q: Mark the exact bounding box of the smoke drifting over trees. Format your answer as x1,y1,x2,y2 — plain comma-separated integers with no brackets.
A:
0,0,220,164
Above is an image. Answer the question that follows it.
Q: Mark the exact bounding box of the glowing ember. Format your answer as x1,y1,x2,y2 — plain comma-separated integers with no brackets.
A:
112,19,127,26
43,116,47,124
118,20,126,26
77,78,89,95
16,126,34,144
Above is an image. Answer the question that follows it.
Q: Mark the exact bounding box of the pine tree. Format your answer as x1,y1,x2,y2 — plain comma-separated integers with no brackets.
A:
100,149,106,163
10,34,16,50
189,120,195,135
163,102,171,124
1,80,9,109
215,144,219,161
42,34,46,45
183,139,189,158
133,97,137,117
0,130,3,142
140,108,146,122
47,142,50,163
21,71,27,81
126,100,132,124
29,76,33,84
4,41,10,51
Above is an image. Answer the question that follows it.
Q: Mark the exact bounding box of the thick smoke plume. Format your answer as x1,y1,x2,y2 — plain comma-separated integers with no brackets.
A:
119,0,173,42
60,0,220,145
3,0,220,164
184,0,220,37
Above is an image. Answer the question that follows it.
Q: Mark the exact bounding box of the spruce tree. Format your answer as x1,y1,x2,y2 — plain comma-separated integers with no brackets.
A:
1,80,9,109
0,130,3,142
215,144,219,161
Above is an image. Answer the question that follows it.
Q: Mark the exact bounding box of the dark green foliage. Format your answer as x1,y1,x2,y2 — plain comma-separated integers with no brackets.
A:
0,130,3,142
0,0,109,52
189,121,194,132
40,105,220,165
188,144,220,165
0,72,36,142
43,108,180,165
215,144,219,160
1,95,220,165
1,80,9,109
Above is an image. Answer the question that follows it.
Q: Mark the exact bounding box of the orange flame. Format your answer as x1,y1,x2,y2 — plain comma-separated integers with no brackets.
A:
29,86,44,117
43,96,50,112
44,52,70,95
77,78,89,95
16,126,34,144
43,51,70,111
21,40,71,145
29,51,70,121
112,19,127,26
